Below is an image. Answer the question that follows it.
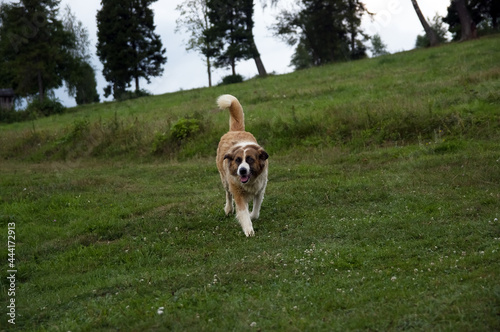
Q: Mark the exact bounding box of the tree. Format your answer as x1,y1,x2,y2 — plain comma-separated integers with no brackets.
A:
410,0,440,47
452,0,477,40
290,38,314,70
472,0,500,31
96,0,167,99
415,14,448,48
61,5,99,104
175,0,215,87
0,0,76,102
273,0,367,68
443,0,498,40
206,0,267,77
370,34,388,57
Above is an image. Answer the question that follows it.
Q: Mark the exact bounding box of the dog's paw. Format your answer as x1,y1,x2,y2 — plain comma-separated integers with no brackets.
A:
224,204,233,216
249,211,260,220
243,226,255,237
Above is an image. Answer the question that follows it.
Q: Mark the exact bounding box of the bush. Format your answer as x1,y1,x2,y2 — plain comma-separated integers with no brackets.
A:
219,74,244,85
151,117,202,156
0,98,65,123
171,117,200,141
116,89,151,101
26,98,65,117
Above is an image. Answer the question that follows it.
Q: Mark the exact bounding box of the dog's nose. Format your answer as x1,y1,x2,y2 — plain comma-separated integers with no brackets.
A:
239,167,248,175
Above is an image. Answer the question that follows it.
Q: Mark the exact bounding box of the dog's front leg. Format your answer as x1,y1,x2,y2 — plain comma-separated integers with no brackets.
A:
250,191,264,220
234,196,254,237
224,190,234,215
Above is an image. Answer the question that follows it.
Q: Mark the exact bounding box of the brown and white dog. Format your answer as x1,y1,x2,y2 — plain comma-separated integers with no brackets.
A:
216,94,269,237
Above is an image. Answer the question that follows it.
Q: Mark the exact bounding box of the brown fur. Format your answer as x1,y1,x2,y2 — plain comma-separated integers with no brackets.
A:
215,95,269,237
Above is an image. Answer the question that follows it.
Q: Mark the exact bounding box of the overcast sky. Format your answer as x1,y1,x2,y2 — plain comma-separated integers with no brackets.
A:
52,0,452,107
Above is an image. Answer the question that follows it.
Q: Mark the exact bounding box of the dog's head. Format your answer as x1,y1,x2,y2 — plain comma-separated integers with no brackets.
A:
224,144,268,184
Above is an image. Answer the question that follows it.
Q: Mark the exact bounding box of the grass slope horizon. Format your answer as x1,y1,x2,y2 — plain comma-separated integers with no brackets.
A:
0,36,499,331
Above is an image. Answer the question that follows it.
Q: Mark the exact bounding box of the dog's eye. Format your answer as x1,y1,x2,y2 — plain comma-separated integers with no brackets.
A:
235,157,242,164
246,156,254,164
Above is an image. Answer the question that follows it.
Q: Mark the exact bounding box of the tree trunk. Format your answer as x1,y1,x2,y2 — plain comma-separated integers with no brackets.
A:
37,70,44,102
250,38,267,76
135,75,140,92
254,55,267,77
410,0,440,47
206,55,212,87
231,58,236,76
453,0,477,41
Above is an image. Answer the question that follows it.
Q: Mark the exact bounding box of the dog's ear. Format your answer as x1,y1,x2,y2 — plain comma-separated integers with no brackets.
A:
259,149,269,161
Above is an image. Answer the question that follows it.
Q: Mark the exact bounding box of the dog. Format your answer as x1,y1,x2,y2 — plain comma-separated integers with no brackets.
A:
216,94,269,237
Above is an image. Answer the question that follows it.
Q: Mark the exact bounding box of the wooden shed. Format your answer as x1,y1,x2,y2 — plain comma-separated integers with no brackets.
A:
0,88,15,110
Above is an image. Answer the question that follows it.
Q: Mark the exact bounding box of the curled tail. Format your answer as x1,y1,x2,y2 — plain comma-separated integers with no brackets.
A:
217,94,245,132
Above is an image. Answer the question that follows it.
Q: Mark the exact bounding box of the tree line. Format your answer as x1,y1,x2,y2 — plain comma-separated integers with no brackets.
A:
0,0,498,122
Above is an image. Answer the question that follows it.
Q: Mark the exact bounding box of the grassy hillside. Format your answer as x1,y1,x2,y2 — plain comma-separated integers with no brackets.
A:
1,34,499,161
0,36,499,331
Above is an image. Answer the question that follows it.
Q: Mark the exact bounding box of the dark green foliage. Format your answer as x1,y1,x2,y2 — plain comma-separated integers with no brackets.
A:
26,97,65,117
443,0,500,40
0,0,76,102
415,15,449,48
290,39,314,69
220,74,244,85
171,117,201,141
273,0,367,68
116,89,151,102
61,5,99,105
151,115,208,158
66,61,100,105
206,0,259,74
370,34,389,57
0,98,65,123
96,0,167,99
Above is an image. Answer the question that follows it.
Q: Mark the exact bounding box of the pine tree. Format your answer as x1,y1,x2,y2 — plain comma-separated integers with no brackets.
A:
206,0,266,77
0,0,76,102
273,0,366,67
96,0,166,99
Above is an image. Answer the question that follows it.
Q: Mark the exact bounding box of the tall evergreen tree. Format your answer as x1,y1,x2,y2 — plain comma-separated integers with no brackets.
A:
273,0,366,67
0,0,75,102
206,0,266,77
96,0,166,99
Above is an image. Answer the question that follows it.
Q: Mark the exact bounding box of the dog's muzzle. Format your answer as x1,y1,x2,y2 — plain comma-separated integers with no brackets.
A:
238,166,250,183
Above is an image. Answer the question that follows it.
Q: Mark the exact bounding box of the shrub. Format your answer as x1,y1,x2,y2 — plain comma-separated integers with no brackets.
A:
26,98,65,117
116,89,151,101
171,117,200,141
220,74,244,85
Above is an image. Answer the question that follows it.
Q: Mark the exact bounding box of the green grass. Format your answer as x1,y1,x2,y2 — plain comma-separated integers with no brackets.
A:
1,35,499,161
1,36,500,331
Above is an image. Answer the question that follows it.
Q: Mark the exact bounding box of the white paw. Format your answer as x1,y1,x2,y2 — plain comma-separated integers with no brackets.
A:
224,204,233,215
243,226,255,237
